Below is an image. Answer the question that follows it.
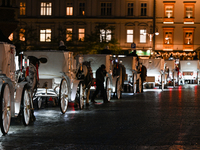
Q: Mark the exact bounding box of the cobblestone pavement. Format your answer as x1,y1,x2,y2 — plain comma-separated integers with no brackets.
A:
1,85,200,149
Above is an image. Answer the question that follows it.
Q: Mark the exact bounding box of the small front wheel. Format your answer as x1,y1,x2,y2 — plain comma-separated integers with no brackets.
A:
59,78,69,114
0,83,11,135
21,86,31,126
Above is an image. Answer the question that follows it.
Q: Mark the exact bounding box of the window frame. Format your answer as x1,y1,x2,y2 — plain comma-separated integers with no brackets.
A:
140,2,147,16
40,2,52,16
163,3,175,23
79,2,85,16
20,2,26,16
126,29,134,43
100,2,112,16
183,28,194,51
163,28,174,50
66,3,73,16
100,29,112,42
127,2,134,16
78,28,85,41
66,28,73,41
139,29,146,43
40,29,51,42
184,3,195,23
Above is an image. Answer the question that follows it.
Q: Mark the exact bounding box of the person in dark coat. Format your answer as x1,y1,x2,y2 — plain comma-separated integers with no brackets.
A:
91,64,108,103
139,63,147,93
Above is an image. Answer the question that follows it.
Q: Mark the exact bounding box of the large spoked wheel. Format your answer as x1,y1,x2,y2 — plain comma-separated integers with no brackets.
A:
116,78,121,99
21,86,31,126
59,78,69,114
0,83,11,135
77,82,84,110
106,78,112,101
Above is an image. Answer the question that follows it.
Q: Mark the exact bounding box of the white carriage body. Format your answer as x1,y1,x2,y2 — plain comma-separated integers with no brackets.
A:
140,59,165,84
165,60,176,79
179,60,199,81
24,50,80,101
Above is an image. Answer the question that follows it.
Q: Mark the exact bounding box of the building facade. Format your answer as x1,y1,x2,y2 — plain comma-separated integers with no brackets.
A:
11,0,154,56
155,0,200,60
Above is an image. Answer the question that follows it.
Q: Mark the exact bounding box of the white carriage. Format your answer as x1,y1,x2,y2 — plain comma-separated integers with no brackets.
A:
140,59,165,89
164,60,177,87
81,54,123,100
24,50,85,114
118,55,139,93
179,60,200,84
0,42,34,135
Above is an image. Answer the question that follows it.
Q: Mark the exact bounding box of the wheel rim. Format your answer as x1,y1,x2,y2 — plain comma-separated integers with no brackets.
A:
79,83,84,109
2,84,11,134
116,79,121,99
23,89,30,125
38,97,42,109
106,78,111,101
60,79,68,113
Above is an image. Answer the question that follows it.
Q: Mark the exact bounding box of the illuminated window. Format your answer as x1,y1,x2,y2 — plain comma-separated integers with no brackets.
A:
66,3,73,15
184,3,195,23
100,29,111,42
19,29,25,41
185,6,193,18
79,3,85,16
165,6,173,18
66,28,72,41
127,29,133,43
101,3,112,16
184,32,193,45
140,29,146,43
163,2,175,23
40,29,51,42
164,32,172,44
41,2,52,16
20,2,26,15
127,3,134,16
78,28,85,41
141,3,147,16
183,28,194,51
8,33,13,41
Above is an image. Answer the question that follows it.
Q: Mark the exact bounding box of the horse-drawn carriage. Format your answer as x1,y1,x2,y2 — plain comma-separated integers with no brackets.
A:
179,60,200,84
118,55,139,93
140,59,165,89
80,54,124,100
24,50,86,114
0,42,35,135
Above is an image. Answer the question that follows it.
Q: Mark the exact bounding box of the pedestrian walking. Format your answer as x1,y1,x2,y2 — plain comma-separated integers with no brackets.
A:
91,64,108,103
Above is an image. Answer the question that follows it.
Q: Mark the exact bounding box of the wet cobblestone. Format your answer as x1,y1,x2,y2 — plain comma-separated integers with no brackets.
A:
1,85,200,149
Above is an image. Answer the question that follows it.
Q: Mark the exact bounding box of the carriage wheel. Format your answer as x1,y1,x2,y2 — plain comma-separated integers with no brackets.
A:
0,83,11,135
59,78,69,114
37,97,42,109
21,86,31,126
106,78,111,101
116,78,121,99
77,82,84,110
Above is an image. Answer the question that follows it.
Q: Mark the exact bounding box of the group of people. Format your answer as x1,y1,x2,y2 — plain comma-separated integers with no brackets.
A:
78,60,147,106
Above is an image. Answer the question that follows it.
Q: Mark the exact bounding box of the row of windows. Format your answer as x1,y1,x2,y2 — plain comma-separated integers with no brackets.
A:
19,2,148,16
10,28,148,44
164,2,195,24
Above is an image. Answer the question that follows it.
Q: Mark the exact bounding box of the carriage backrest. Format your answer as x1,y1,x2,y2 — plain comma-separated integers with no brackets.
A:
0,42,16,79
